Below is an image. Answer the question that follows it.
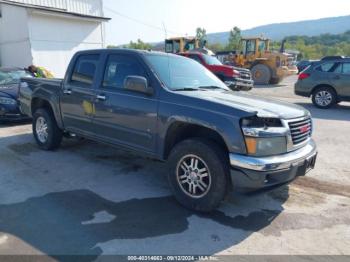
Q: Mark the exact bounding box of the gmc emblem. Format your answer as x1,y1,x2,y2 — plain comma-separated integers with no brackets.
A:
300,125,310,133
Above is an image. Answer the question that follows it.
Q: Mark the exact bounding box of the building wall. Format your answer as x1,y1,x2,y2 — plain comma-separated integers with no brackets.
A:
6,0,103,16
28,11,104,77
0,4,33,68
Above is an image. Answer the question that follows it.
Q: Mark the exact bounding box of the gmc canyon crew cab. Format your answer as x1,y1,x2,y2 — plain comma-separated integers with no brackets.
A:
19,49,317,212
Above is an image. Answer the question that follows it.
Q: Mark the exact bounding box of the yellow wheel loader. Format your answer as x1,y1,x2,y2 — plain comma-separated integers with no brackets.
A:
235,37,298,85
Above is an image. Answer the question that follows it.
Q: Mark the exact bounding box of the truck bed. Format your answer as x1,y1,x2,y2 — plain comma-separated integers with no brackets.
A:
19,77,63,118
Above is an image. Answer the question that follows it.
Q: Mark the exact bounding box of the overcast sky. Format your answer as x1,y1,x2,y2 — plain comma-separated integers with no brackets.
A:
103,0,350,45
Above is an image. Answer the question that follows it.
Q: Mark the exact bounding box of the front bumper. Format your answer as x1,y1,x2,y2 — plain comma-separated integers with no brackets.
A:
0,104,29,121
224,77,254,91
229,139,317,191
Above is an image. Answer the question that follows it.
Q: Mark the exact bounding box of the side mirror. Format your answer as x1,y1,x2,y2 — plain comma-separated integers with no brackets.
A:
124,76,154,96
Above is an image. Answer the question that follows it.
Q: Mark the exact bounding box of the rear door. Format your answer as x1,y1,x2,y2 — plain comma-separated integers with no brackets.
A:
92,53,159,154
60,54,100,135
331,62,350,98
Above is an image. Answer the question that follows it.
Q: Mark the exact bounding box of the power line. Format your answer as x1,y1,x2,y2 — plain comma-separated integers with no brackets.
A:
104,6,185,36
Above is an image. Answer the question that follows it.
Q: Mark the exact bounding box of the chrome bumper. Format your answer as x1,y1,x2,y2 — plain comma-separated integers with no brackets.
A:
230,139,317,172
225,78,254,90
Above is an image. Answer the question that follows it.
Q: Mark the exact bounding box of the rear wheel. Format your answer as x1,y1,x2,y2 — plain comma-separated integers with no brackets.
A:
168,139,229,212
270,77,281,85
251,64,271,85
33,108,63,150
312,87,337,109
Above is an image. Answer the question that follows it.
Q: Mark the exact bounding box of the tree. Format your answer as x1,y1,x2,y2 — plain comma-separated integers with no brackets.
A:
279,31,350,59
126,39,152,50
207,43,225,53
226,27,242,51
196,27,207,47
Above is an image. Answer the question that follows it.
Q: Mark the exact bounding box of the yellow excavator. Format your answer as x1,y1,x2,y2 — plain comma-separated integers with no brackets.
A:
235,37,298,84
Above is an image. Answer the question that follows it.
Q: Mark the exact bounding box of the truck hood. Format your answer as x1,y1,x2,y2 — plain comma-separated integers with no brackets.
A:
0,84,18,99
209,64,250,73
183,90,309,120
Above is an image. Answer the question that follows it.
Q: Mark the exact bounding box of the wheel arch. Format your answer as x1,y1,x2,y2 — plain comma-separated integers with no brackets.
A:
31,97,63,129
311,84,338,97
163,121,230,161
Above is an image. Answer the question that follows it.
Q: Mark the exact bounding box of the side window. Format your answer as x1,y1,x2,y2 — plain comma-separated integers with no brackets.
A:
71,55,99,86
103,55,147,89
333,63,342,74
342,63,350,75
316,62,336,72
189,55,203,64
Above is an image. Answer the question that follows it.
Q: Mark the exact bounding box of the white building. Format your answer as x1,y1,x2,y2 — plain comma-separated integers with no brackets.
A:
0,0,110,77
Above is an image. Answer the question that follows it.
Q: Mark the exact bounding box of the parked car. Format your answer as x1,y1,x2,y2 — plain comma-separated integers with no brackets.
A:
19,49,317,212
0,67,32,121
179,52,254,91
296,60,319,73
295,57,350,108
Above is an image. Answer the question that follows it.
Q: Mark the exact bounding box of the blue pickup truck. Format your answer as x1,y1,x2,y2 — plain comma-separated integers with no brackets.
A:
19,49,317,212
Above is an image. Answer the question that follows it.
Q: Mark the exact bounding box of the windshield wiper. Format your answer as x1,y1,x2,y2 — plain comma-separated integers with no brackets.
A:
173,87,201,92
198,85,225,90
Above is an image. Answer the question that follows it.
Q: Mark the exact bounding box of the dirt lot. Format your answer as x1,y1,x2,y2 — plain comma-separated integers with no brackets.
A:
0,76,349,260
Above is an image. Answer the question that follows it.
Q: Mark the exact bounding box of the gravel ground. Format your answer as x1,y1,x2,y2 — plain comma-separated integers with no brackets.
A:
0,75,349,260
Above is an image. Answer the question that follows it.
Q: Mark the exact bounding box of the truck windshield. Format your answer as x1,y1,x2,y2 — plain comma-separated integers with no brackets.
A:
145,54,228,91
0,70,32,85
202,54,222,66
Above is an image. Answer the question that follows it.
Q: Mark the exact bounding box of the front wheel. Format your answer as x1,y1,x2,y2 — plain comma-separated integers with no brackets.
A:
167,139,229,212
33,108,63,150
251,64,271,85
312,87,337,109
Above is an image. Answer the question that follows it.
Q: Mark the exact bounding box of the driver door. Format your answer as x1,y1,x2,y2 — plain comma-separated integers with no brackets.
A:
92,53,159,154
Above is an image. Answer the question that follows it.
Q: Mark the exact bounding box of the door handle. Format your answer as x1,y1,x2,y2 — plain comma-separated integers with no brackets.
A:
96,94,107,101
63,89,72,95
333,75,341,80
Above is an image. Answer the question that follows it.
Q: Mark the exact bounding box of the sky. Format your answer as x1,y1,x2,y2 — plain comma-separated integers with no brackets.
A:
103,0,350,46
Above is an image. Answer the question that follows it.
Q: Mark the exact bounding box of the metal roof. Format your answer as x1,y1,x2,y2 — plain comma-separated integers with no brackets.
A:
0,0,111,21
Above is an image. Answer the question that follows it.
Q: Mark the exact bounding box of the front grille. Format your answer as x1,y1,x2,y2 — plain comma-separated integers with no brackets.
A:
240,72,251,80
288,117,312,145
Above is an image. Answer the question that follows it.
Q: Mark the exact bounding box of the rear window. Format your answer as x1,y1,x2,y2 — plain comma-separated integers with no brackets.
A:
315,62,337,72
334,63,350,75
342,63,350,74
71,54,100,86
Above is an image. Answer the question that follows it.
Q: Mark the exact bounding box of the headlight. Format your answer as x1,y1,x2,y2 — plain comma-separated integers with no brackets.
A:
244,136,287,156
0,97,17,105
241,116,288,157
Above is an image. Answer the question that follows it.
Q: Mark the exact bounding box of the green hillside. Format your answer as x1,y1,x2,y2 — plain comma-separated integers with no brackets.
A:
281,31,350,59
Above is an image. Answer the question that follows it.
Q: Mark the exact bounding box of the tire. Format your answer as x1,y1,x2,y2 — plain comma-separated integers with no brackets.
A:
270,77,281,85
251,64,271,85
167,139,229,212
33,108,63,150
312,86,337,109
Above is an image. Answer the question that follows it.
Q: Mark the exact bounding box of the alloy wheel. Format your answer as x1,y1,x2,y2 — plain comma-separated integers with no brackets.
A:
176,155,211,198
36,116,49,143
315,91,333,107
